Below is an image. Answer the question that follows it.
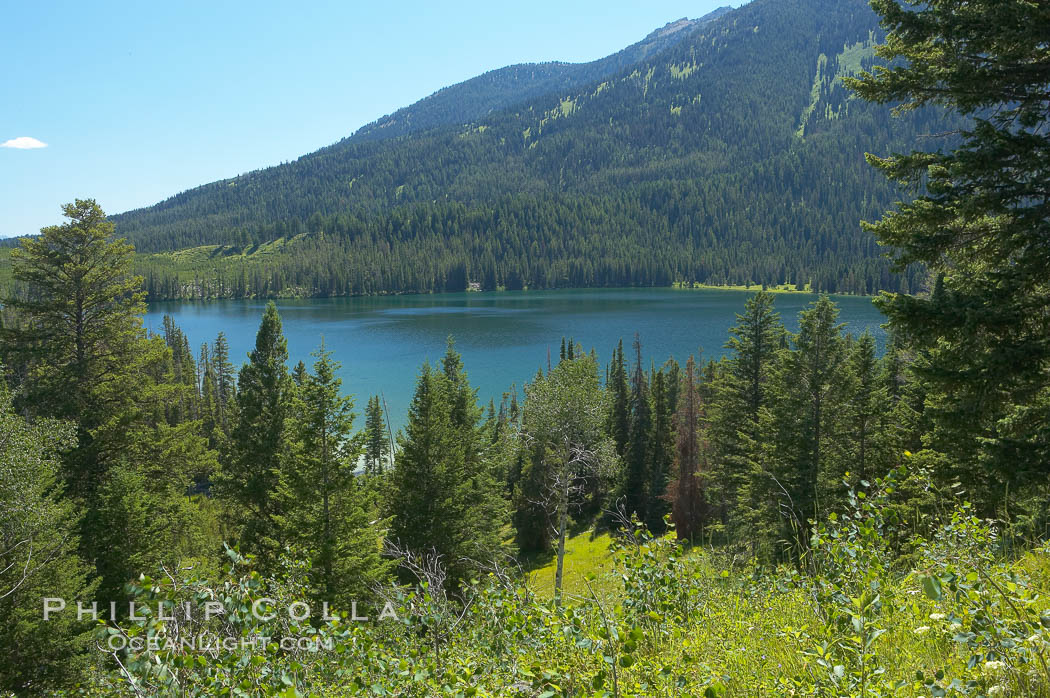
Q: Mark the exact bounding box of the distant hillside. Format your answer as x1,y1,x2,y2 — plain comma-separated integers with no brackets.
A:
110,0,954,300
349,8,732,144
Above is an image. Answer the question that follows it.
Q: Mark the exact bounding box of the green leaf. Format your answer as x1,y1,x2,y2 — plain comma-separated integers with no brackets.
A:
922,575,943,601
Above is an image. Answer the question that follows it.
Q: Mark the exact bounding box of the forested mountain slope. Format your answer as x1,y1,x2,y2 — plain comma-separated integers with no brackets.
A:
113,0,954,299
350,8,732,144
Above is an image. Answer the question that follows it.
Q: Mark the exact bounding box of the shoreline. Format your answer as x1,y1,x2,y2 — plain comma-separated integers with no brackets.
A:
143,283,877,305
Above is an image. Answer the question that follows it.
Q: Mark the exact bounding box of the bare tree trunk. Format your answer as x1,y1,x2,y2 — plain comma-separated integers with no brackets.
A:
554,475,569,607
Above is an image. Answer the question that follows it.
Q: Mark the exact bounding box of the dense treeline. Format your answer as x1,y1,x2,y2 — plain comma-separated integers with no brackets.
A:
110,0,952,299
135,170,924,299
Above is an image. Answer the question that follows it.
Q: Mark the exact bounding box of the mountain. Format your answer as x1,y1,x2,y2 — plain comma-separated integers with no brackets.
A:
351,8,733,144
115,0,953,299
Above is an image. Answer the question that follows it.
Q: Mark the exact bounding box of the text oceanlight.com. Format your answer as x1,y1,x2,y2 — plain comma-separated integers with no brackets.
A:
103,634,339,652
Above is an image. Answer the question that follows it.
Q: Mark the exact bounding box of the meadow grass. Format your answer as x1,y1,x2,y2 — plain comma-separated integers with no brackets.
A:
526,530,617,598
517,530,1050,696
672,280,814,294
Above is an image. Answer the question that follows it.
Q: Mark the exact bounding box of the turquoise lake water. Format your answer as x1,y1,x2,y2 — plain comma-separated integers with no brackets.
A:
145,288,887,432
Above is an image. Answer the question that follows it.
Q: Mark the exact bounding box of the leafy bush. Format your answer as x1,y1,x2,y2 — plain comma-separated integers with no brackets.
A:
73,475,1050,697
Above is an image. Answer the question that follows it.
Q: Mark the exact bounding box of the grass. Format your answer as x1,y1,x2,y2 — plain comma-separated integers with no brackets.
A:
519,519,1050,695
79,514,1050,695
673,280,814,294
528,533,1050,695
835,35,877,80
798,52,829,138
152,234,307,266
525,530,617,599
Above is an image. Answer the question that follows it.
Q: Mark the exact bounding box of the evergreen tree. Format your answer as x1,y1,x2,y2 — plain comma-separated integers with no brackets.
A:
661,357,681,419
91,314,218,602
618,336,651,521
849,0,1050,507
2,200,218,599
710,291,786,534
645,368,674,534
767,296,850,556
439,339,510,563
607,339,630,457
198,342,220,449
221,302,294,570
282,341,389,605
845,331,893,484
212,331,236,435
387,363,473,587
90,422,218,601
3,199,147,496
161,315,199,424
363,395,390,476
291,360,308,388
881,332,928,455
725,291,785,432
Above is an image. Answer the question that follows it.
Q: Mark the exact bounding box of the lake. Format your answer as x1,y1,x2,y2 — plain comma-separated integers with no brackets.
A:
145,288,887,432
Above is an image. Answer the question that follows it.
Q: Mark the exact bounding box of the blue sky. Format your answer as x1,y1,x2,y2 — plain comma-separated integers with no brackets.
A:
1,0,739,238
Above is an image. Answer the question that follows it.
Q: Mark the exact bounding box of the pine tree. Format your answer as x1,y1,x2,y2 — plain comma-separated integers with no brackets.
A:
849,0,1050,506
363,395,390,476
767,296,850,556
509,377,553,554
607,339,630,457
709,292,786,537
282,341,389,605
212,332,236,435
439,339,510,563
2,200,218,599
94,317,217,601
618,335,651,521
198,342,220,449
881,332,928,456
4,199,144,421
161,315,199,424
3,199,147,495
845,332,893,484
661,357,681,418
388,363,472,587
221,302,294,569
291,360,308,388
645,368,674,534
90,422,218,601
725,291,785,433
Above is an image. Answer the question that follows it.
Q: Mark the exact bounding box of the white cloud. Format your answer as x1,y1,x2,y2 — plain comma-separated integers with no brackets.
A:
1,136,48,149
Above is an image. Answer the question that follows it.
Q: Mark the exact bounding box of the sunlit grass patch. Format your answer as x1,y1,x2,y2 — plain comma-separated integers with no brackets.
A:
526,530,616,599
